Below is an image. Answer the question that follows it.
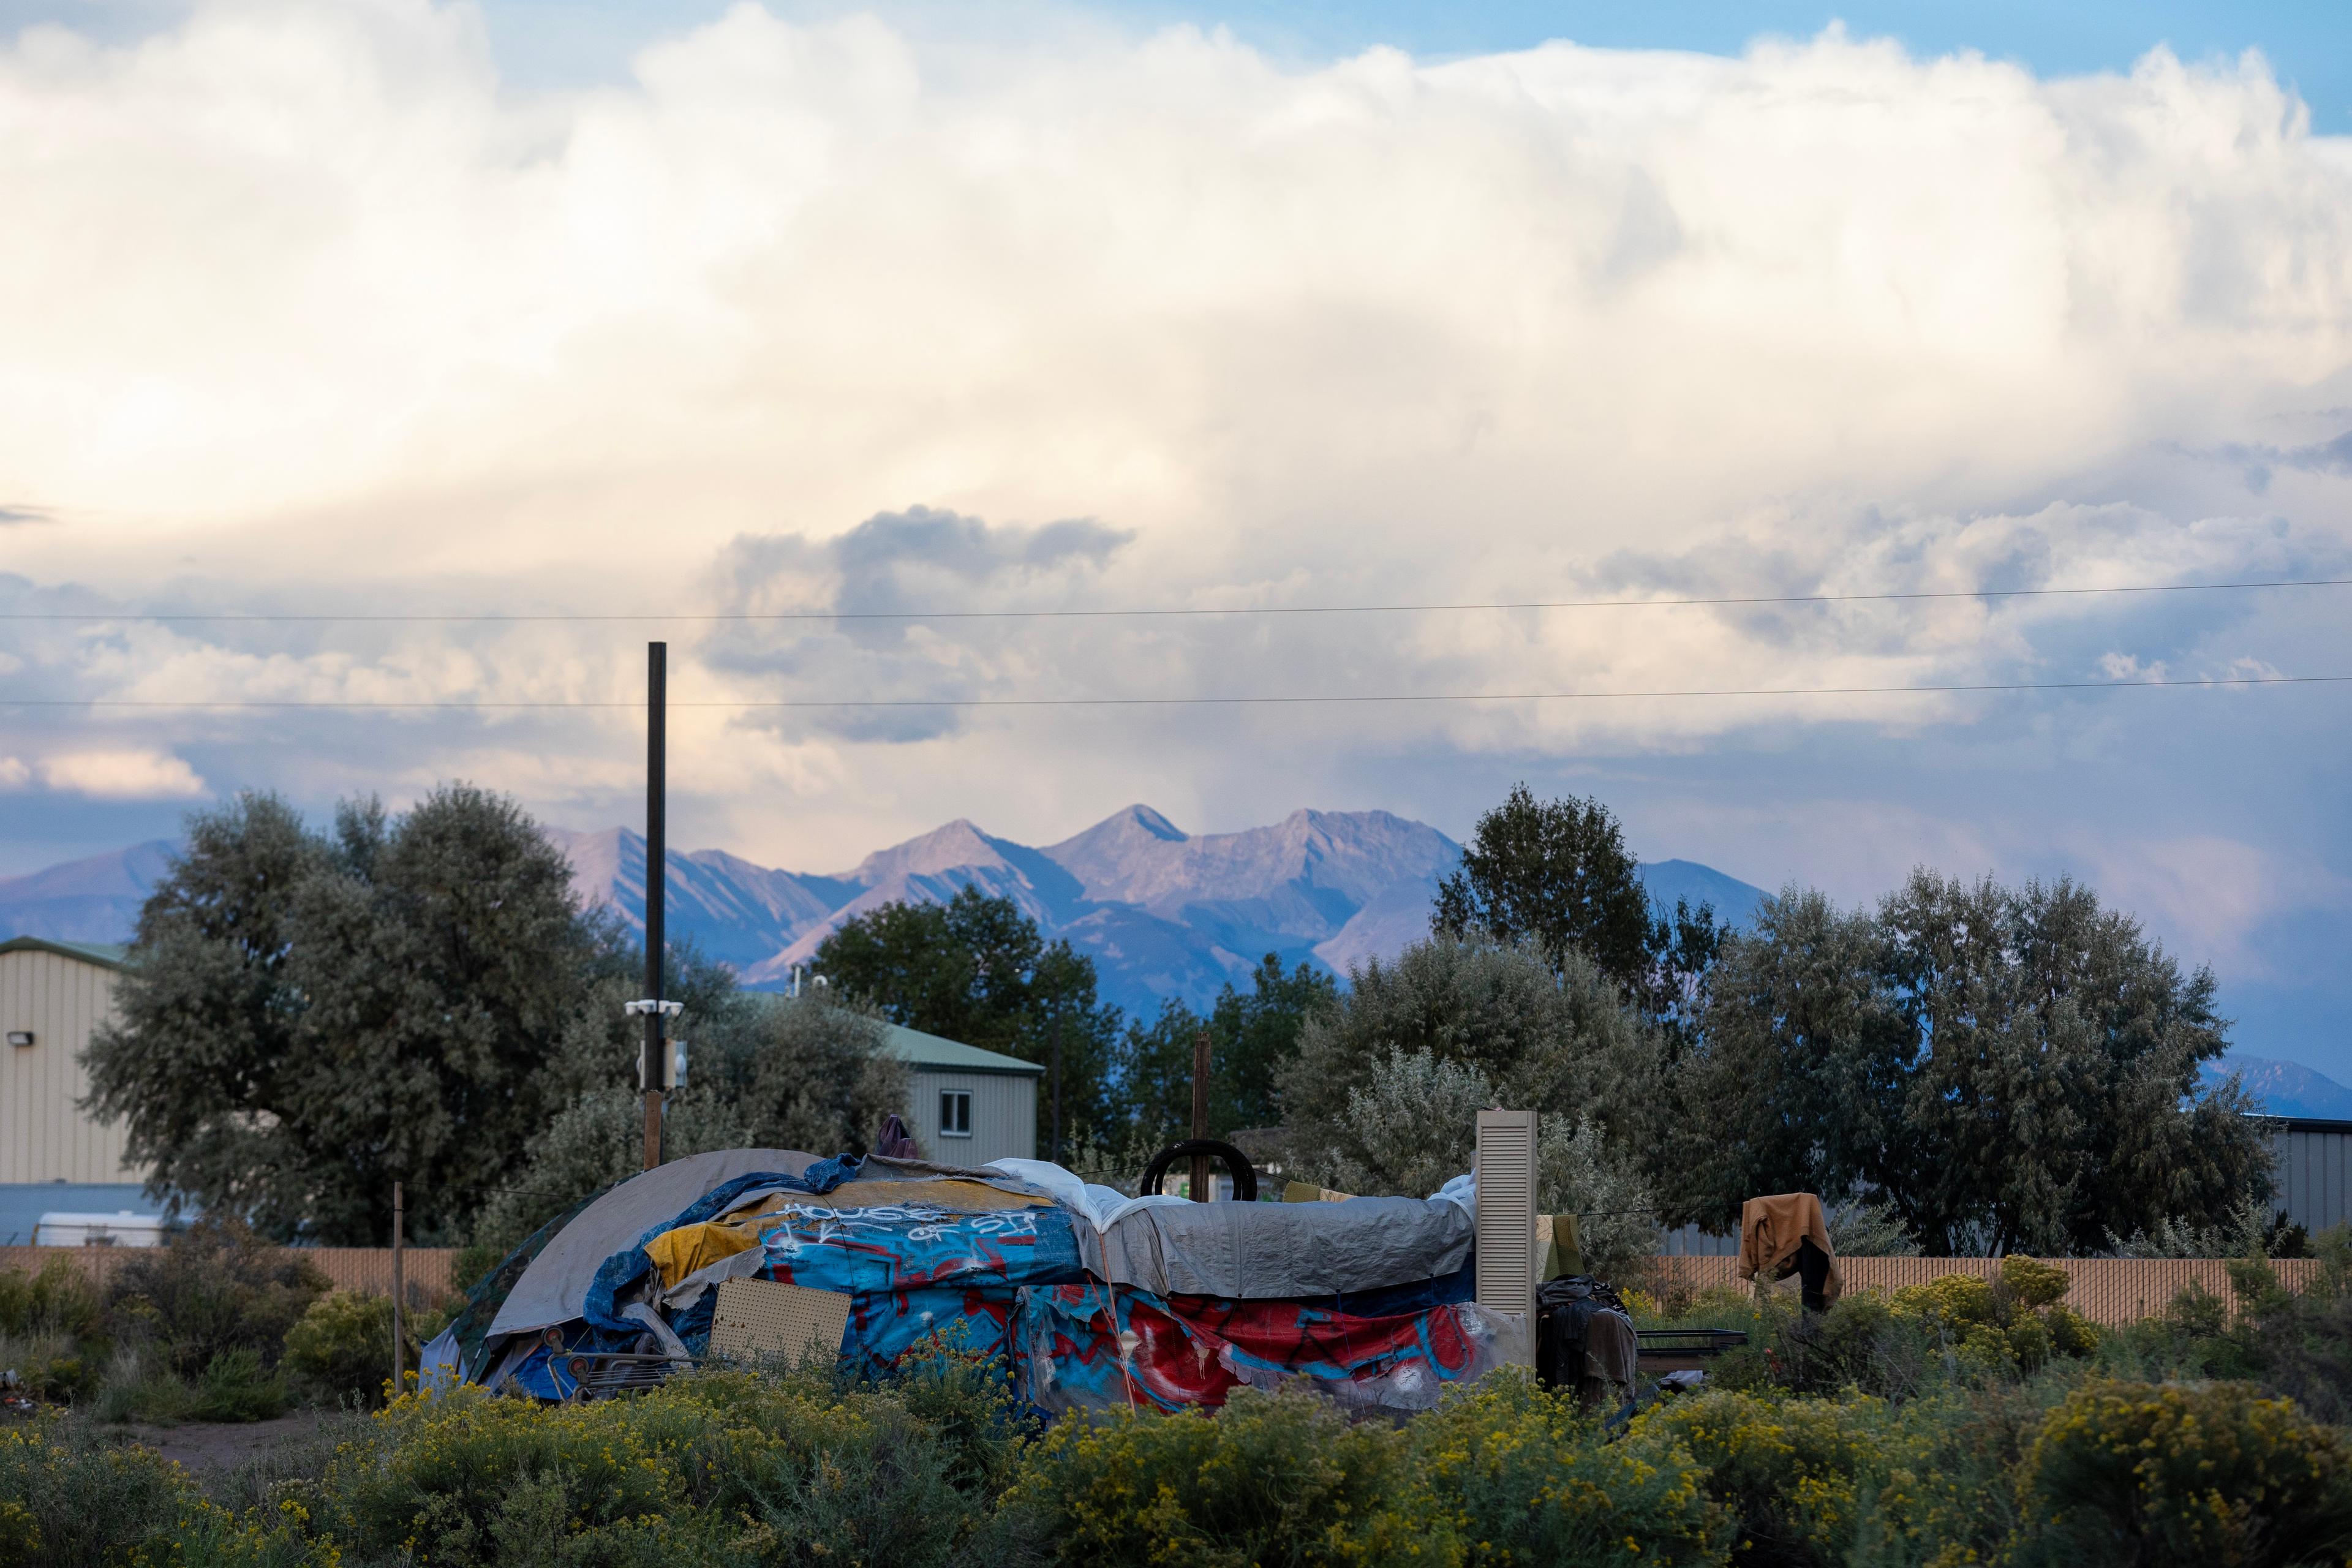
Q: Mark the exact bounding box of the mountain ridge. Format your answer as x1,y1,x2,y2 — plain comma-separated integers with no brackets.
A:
1,805,1767,1014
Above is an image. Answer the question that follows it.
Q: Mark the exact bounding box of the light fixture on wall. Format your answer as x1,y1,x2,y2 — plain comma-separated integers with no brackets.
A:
5,1031,32,1047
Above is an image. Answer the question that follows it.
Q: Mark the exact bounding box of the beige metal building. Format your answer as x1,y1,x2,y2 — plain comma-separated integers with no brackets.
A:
880,1022,1042,1167
0,936,141,1183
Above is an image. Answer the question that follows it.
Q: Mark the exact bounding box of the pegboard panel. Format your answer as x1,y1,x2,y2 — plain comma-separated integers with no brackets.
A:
707,1277,852,1364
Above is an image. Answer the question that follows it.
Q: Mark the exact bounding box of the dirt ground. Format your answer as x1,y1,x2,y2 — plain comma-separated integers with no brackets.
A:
110,1411,344,1473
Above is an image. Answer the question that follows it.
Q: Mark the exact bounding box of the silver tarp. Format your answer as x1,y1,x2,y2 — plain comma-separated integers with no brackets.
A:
1084,1193,1472,1298
485,1147,818,1341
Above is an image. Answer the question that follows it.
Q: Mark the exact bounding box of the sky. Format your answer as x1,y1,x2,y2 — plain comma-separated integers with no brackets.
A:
2,1,2351,1072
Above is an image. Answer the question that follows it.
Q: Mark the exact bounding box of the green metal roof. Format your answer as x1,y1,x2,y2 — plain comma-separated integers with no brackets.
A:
0,935,130,971
880,1022,1045,1076
745,992,1044,1076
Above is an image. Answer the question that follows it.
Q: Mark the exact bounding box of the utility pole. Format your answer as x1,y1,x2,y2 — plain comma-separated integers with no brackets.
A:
642,641,666,1172
390,1182,405,1399
1050,1013,1063,1165
1190,1027,1212,1201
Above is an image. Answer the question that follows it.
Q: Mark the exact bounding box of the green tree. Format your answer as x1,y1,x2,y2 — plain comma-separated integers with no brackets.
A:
88,786,612,1244
276,787,600,1242
85,793,332,1231
1686,872,2271,1256
1276,931,1667,1203
1115,998,1204,1149
1881,870,2266,1256
1433,783,1724,1036
1679,887,1916,1231
1212,954,1338,1131
1114,954,1338,1146
815,886,1119,1151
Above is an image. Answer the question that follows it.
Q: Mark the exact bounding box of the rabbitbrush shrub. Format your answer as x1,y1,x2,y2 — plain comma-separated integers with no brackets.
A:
281,1291,399,1409
1406,1374,1727,1566
0,1415,200,1568
1003,1385,1427,1568
2010,1378,2352,1567
315,1367,1003,1568
104,1218,325,1379
1627,1389,1882,1568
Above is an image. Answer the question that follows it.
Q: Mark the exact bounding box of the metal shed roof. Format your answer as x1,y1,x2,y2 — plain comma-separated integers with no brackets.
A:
0,935,130,971
880,1022,1044,1076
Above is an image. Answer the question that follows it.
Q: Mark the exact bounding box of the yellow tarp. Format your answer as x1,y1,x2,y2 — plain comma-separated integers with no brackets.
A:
643,1180,1052,1289
645,1218,764,1288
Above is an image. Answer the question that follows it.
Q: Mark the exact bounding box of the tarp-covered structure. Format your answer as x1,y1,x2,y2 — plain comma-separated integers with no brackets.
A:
422,1150,1505,1415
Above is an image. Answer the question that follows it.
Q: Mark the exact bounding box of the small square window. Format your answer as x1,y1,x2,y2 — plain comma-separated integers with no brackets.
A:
939,1090,973,1137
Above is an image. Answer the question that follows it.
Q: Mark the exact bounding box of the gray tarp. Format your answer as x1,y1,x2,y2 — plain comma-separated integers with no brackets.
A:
1085,1194,1472,1299
486,1148,818,1341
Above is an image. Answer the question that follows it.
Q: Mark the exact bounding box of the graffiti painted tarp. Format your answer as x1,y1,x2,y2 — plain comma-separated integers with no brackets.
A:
1013,1280,1506,1416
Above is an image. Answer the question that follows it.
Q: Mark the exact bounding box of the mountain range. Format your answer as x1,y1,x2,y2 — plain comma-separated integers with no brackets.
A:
12,809,2352,1114
1,804,1763,1016
2203,1056,2352,1121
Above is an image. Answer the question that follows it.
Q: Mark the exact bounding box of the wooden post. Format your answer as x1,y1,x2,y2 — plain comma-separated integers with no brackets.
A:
1190,1028,1212,1201
643,641,667,1171
1050,1014,1063,1166
390,1182,405,1399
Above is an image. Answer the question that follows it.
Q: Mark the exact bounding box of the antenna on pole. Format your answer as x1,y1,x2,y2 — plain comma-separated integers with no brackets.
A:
641,641,666,1171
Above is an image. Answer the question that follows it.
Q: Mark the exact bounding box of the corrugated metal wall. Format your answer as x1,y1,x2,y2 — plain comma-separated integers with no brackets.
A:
907,1069,1036,1166
0,951,139,1183
2272,1123,2352,1233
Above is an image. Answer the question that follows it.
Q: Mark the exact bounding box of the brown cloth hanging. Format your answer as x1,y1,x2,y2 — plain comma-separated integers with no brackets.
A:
1735,1192,1843,1306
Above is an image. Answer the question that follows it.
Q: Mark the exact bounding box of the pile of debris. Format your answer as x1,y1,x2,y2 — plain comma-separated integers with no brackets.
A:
423,1149,1513,1414
421,1144,1768,1415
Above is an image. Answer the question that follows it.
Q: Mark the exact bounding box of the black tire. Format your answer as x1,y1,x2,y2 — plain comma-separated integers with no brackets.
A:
1137,1138,1259,1202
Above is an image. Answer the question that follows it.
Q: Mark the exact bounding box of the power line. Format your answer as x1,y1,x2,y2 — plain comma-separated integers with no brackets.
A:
5,673,2346,710
4,576,2348,625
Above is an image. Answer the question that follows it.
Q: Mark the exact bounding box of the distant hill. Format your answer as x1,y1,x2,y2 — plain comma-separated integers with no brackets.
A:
0,839,176,944
2203,1055,2352,1121
555,806,1772,1011
1640,859,1768,929
1,807,1768,1016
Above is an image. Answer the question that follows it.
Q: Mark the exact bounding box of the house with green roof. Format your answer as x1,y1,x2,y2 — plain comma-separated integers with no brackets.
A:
0,935,141,1185
874,1020,1044,1167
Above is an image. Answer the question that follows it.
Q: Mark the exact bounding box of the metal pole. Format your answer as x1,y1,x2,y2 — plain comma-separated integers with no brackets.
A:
1190,1028,1212,1201
390,1182,405,1400
643,641,666,1172
1050,1014,1063,1165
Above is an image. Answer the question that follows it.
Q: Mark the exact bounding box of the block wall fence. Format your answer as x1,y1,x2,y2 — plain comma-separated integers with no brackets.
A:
0,1245,460,1298
1648,1254,2321,1326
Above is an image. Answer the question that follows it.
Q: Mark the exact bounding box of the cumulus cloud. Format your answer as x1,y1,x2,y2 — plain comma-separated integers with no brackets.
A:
1,3,2350,1000
700,504,1133,738
36,749,208,799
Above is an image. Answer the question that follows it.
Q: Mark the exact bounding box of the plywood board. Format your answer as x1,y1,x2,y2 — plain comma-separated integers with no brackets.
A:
707,1277,851,1364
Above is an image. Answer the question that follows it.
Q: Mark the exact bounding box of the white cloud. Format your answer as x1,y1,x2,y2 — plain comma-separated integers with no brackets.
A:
2075,834,2352,978
0,757,28,790
37,750,208,799
1,2,2350,908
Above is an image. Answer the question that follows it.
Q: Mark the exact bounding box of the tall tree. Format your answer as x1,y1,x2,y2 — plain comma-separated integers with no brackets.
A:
282,787,601,1242
84,793,331,1231
1433,783,1722,1036
1208,954,1338,1131
1112,953,1340,1145
1683,872,2271,1256
88,785,608,1243
1276,931,1667,1197
1679,888,1917,1230
814,885,1120,1150
1881,870,2267,1256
